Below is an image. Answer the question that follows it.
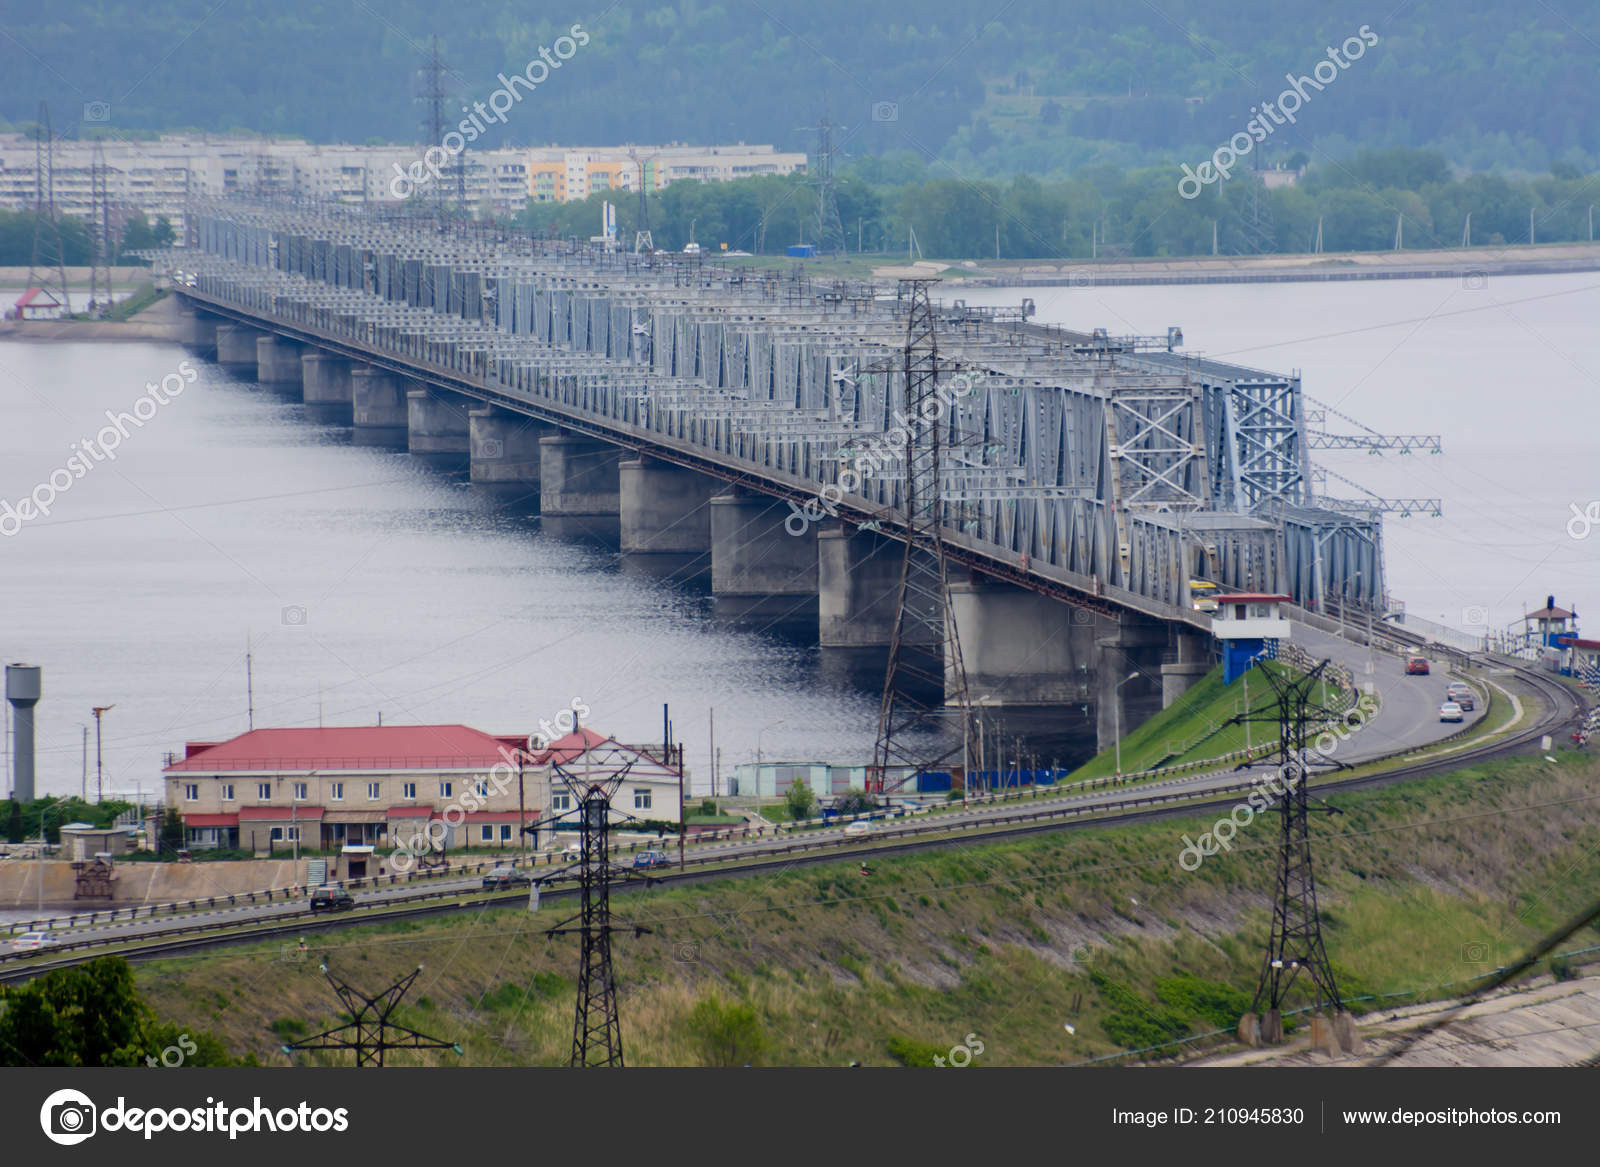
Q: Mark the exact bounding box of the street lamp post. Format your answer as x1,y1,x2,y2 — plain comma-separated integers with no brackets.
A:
36,795,70,919
1112,672,1143,777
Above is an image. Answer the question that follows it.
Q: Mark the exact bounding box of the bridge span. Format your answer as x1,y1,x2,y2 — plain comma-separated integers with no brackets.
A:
153,198,1385,752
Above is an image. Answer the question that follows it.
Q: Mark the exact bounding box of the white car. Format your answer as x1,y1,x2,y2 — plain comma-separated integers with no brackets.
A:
843,820,873,837
10,931,59,953
1439,701,1464,723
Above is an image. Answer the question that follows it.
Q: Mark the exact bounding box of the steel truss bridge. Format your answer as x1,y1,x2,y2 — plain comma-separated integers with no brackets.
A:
159,198,1401,628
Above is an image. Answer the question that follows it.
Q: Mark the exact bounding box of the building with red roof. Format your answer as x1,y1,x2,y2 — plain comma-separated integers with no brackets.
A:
162,723,683,872
13,287,64,321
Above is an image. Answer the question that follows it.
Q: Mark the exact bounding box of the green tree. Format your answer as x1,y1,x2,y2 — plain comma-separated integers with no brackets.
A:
784,779,816,821
5,801,20,845
0,956,238,1067
159,806,184,854
682,994,766,1066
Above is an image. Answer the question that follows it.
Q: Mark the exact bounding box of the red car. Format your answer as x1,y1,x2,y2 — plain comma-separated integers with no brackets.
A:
1406,657,1430,675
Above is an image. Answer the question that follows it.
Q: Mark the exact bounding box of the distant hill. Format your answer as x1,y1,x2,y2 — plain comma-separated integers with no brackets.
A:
3,1,1595,174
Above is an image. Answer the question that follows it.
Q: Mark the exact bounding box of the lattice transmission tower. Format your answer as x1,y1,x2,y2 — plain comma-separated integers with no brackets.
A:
537,741,658,1067
799,115,846,255
283,961,460,1067
1234,659,1357,1053
88,142,113,315
868,278,976,797
27,102,72,316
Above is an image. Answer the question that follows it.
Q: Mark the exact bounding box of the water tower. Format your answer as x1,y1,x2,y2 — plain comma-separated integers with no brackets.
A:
6,663,42,803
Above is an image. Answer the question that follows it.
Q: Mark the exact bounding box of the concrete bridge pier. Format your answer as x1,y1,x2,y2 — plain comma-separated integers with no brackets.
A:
538,434,622,541
255,335,304,389
470,406,551,506
618,456,719,584
1161,628,1214,707
709,487,819,634
176,306,218,357
301,351,354,422
1094,619,1168,760
407,388,472,465
215,323,264,378
350,366,412,447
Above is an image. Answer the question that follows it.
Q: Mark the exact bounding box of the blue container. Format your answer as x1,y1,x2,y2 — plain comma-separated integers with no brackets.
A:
786,244,816,258
916,771,953,792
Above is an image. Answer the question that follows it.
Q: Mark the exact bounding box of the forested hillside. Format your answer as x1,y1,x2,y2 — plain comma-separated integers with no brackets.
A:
3,1,1596,174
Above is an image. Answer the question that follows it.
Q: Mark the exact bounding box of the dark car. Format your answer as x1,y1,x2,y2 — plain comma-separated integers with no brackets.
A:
632,850,671,869
309,886,355,912
481,866,534,889
1406,657,1430,675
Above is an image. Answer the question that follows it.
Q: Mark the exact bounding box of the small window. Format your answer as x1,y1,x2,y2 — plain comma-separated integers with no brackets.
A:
330,782,344,801
552,793,571,811
184,783,199,801
367,782,381,800
633,789,652,810
270,826,301,842
257,783,271,800
475,779,489,797
220,784,234,802
403,782,416,800
501,824,513,841
440,781,453,798
480,825,494,842
293,782,307,800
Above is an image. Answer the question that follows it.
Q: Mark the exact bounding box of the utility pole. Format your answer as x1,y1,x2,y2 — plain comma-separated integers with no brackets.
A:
539,743,656,1067
869,278,976,800
27,102,73,316
80,726,88,800
91,705,114,802
283,962,460,1066
1235,660,1355,1054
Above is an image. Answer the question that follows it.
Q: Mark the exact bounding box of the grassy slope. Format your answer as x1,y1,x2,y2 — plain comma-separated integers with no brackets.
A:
132,748,1600,1067
1069,662,1346,781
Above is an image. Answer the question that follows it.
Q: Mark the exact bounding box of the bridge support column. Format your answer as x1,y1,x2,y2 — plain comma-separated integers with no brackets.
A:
470,406,551,486
215,323,264,377
351,366,411,446
302,351,354,418
817,525,938,649
255,335,303,388
1161,628,1214,707
619,456,718,554
539,434,622,515
176,306,217,356
709,487,818,630
949,577,1105,706
407,388,471,455
1094,620,1168,761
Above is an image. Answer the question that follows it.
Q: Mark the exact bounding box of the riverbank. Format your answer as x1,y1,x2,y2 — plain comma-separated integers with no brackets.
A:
0,287,184,343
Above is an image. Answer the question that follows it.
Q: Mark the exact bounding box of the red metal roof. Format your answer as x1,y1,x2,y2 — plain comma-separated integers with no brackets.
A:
164,725,526,773
385,805,436,819
182,813,239,827
441,810,538,823
1218,593,1291,604
530,726,616,765
1557,636,1600,650
237,806,325,821
14,287,60,309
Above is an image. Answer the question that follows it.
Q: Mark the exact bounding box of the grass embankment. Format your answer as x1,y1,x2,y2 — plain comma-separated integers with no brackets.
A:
103,282,164,321
128,746,1600,1066
1069,662,1350,781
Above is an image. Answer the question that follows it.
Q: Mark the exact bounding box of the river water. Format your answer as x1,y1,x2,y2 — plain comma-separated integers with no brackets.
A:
0,271,1595,802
